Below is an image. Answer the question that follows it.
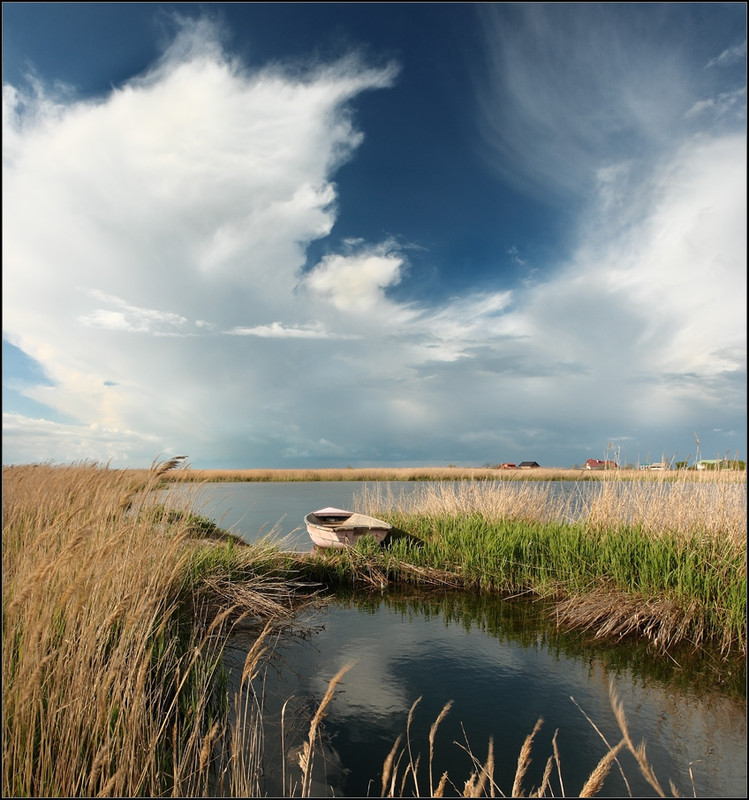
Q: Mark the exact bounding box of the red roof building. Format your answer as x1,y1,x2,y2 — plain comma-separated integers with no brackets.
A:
584,459,619,470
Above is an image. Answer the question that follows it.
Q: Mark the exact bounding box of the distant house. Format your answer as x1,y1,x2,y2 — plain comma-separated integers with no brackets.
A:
696,459,726,470
499,463,517,470
518,461,541,469
584,459,618,470
640,462,669,471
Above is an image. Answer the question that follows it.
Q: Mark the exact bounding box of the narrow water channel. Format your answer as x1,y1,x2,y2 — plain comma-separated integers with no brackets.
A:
167,481,746,797
224,591,745,798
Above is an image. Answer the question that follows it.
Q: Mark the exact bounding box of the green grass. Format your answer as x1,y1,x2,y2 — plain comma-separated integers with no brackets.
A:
296,512,745,657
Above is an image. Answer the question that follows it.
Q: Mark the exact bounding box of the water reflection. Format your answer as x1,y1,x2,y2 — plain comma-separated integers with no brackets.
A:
229,590,745,798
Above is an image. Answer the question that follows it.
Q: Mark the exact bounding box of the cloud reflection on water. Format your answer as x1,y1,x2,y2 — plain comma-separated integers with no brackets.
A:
253,593,745,797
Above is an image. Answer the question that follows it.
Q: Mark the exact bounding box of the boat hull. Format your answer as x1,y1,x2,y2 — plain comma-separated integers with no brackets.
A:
304,508,391,549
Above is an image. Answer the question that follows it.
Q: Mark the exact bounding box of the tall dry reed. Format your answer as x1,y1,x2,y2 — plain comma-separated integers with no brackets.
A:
2,461,311,797
378,676,687,797
361,470,746,542
163,465,747,484
165,466,510,483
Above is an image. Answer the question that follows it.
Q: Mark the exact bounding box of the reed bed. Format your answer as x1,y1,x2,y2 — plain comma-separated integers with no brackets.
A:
2,460,316,798
362,472,747,541
165,466,511,483
159,466,748,483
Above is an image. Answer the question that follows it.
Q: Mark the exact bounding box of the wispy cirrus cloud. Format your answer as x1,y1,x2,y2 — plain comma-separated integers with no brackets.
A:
685,86,746,121
475,4,745,200
706,39,746,69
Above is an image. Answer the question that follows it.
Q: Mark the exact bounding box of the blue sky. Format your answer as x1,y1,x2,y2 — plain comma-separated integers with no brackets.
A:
3,3,746,469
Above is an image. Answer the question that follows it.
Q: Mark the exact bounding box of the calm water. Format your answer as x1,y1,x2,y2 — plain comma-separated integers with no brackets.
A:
162,480,389,550
161,479,589,550
237,594,746,798
166,482,747,797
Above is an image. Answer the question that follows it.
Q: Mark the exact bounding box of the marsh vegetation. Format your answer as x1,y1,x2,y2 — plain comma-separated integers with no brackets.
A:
330,477,747,657
3,461,745,796
158,465,748,484
2,461,314,797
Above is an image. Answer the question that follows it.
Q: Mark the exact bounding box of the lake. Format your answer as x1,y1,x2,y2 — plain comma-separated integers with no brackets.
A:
166,481,747,797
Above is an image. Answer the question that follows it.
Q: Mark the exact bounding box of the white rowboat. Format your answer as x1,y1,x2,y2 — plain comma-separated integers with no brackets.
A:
304,507,392,549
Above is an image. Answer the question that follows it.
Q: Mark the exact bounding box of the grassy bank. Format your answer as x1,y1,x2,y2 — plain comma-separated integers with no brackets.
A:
299,477,746,658
3,461,743,796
